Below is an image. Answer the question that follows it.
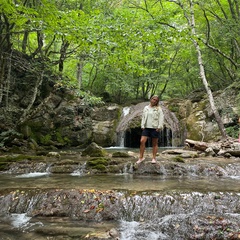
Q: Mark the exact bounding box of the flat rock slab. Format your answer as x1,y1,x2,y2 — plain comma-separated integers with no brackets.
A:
162,149,198,157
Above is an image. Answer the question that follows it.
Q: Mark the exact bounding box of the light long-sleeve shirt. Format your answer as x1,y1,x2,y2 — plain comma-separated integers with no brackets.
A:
141,105,164,129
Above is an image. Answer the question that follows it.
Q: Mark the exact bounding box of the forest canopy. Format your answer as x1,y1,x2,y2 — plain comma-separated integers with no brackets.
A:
0,0,239,104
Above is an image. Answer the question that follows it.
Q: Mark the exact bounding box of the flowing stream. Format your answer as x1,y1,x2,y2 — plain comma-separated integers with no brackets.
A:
0,148,240,239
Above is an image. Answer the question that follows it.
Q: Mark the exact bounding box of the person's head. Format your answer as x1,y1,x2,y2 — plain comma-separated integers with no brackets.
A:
150,95,160,106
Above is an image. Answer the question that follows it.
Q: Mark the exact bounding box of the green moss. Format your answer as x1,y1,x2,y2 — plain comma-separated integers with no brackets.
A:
168,104,179,113
112,151,130,158
128,117,141,129
55,131,71,145
86,157,109,171
0,154,44,163
108,165,122,173
40,134,52,145
186,115,201,140
82,146,107,157
92,164,107,171
198,99,208,111
0,162,9,171
0,154,45,171
172,156,185,163
24,121,43,132
226,126,239,138
87,157,109,166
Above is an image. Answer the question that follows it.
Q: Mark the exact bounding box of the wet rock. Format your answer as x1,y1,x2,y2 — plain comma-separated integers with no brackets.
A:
205,147,216,157
86,157,110,172
109,228,120,239
111,152,131,158
92,105,121,147
47,151,61,158
162,149,199,158
82,142,108,157
1,181,240,239
50,164,76,174
185,139,240,157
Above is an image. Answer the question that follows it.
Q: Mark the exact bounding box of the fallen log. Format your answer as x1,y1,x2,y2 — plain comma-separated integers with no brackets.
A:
185,138,240,157
185,139,209,151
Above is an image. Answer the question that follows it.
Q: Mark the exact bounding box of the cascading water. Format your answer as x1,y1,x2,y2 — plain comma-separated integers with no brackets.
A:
1,147,240,239
117,106,131,147
70,162,86,176
116,102,181,148
7,162,52,175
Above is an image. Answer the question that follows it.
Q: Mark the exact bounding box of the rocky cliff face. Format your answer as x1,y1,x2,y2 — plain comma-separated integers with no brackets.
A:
0,71,239,152
0,83,122,151
30,95,123,149
26,93,94,148
175,85,240,142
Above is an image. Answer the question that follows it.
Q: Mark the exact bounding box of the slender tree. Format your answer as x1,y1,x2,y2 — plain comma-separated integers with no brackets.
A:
176,0,227,138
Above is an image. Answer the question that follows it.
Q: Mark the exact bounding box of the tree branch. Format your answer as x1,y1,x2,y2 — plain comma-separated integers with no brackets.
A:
202,40,239,68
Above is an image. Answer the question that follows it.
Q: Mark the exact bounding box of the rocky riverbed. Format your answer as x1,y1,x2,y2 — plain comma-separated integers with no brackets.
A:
0,145,240,239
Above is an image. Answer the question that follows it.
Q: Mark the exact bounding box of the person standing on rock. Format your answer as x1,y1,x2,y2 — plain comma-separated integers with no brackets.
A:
136,95,164,164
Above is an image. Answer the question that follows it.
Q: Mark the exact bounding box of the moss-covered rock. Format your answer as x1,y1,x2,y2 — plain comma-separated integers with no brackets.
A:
86,157,110,171
112,151,131,158
82,142,107,157
0,154,44,162
172,156,185,163
0,154,45,171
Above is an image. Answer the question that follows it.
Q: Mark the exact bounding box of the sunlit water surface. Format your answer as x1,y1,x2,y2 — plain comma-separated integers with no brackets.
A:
0,172,240,192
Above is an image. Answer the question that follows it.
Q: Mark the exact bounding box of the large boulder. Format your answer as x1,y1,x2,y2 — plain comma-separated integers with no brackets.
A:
22,94,93,148
81,142,108,157
91,105,121,147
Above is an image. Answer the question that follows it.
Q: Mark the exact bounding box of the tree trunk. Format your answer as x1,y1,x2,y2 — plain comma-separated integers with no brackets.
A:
5,50,12,109
17,71,44,126
22,29,29,54
186,0,227,139
77,60,83,90
59,40,70,73
0,52,5,104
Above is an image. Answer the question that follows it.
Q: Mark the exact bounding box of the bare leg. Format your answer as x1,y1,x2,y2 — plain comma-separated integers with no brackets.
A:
152,138,158,160
139,136,148,159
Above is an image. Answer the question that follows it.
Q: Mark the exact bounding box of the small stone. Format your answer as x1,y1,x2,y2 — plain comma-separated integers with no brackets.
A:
109,228,120,239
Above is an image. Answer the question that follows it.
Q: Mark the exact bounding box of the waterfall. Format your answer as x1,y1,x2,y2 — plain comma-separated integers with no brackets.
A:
117,106,130,147
15,164,51,177
118,131,126,147
116,102,181,148
122,163,133,174
123,106,130,116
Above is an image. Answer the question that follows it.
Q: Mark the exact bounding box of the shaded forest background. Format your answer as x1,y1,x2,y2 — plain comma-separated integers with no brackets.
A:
0,0,240,145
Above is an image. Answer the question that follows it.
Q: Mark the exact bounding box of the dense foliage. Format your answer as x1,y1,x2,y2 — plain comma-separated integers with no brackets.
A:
0,0,239,105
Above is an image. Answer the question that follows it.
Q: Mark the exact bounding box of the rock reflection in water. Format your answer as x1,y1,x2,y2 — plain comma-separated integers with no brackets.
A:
0,214,117,240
